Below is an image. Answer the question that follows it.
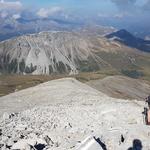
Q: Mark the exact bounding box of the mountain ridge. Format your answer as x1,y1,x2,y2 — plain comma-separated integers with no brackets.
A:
0,30,150,76
106,29,150,52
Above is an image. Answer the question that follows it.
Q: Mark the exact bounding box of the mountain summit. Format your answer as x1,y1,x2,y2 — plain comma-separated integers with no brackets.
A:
106,29,150,52
0,78,150,149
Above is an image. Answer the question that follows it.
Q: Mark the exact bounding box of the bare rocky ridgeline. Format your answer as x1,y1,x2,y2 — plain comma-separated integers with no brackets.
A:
87,75,150,100
0,78,150,150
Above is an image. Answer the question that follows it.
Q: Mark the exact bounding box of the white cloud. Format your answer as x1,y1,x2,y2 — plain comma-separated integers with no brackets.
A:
98,13,109,18
12,13,21,19
0,11,8,18
0,0,22,11
114,14,124,19
0,0,22,20
37,7,63,18
110,0,138,13
113,13,129,19
97,12,131,19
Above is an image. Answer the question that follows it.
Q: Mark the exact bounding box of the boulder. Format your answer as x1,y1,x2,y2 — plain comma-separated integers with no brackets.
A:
11,139,32,150
76,136,104,150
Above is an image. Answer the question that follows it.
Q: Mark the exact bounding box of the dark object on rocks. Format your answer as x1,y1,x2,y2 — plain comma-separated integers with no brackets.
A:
142,107,148,125
0,129,2,136
119,134,125,145
44,135,54,146
20,135,25,139
9,113,18,119
36,132,40,136
68,123,72,128
145,95,150,108
0,144,4,149
13,140,17,143
6,144,12,149
121,135,125,143
128,139,143,150
34,144,46,150
94,137,107,150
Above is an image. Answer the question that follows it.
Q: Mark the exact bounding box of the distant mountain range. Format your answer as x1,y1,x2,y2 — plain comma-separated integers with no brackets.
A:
0,30,150,76
0,17,83,41
1,16,150,54
106,29,150,52
0,14,131,42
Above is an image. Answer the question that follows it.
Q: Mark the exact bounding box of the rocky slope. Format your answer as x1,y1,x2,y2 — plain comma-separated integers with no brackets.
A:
87,75,150,100
0,31,150,75
0,78,150,150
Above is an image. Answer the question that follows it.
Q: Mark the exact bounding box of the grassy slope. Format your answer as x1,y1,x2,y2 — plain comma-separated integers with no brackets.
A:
0,75,65,97
0,72,110,97
96,51,150,80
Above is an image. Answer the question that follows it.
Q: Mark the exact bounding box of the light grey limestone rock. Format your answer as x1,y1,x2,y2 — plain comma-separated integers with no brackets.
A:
0,78,150,150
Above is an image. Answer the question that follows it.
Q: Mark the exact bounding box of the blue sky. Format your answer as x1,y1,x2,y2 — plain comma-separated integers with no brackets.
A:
21,0,117,14
0,0,150,37
20,0,147,10
1,0,149,16
12,0,148,18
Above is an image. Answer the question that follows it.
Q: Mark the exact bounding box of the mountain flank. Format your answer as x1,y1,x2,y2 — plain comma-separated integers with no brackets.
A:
0,31,150,77
87,75,150,100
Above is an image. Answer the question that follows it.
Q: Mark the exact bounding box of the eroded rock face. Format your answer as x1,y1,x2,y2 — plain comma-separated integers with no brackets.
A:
0,31,106,75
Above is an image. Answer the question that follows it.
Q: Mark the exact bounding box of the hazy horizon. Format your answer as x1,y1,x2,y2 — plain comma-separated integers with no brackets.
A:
0,0,150,38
